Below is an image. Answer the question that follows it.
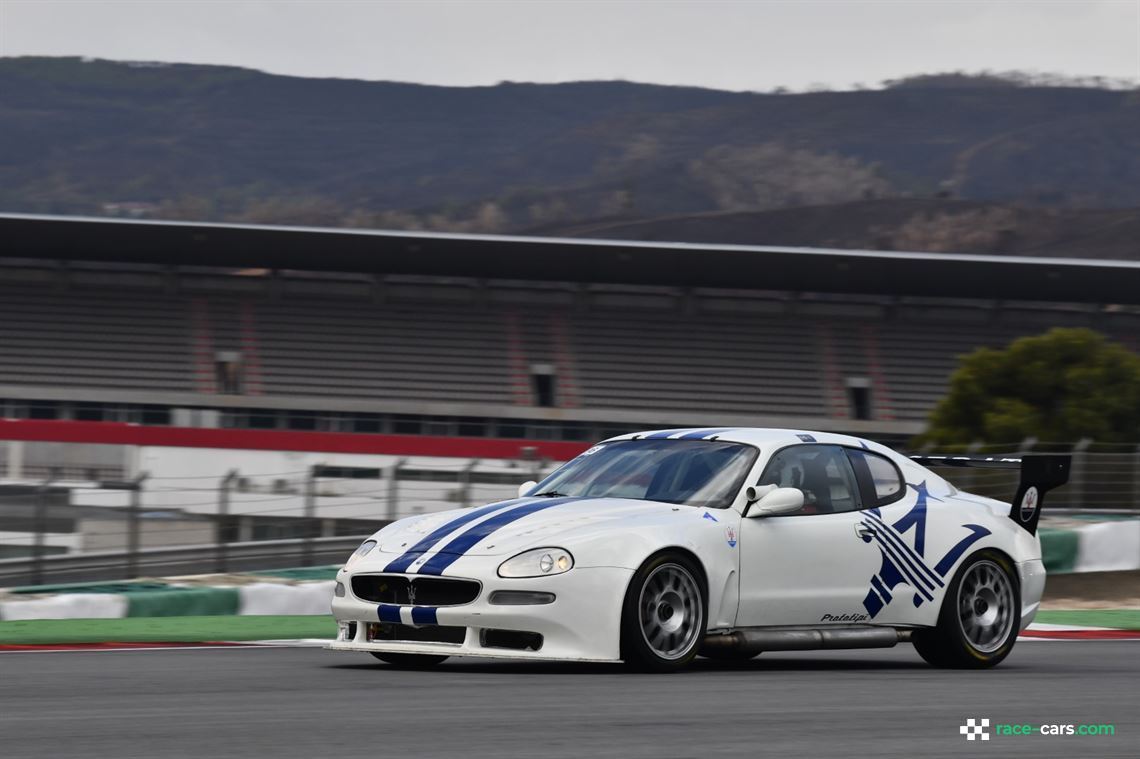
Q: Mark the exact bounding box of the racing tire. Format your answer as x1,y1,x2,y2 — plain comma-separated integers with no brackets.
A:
621,552,707,673
912,549,1021,669
370,652,450,668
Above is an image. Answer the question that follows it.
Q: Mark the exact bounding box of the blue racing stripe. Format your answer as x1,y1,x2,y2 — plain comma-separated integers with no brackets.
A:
641,428,698,439
410,607,438,625
866,513,944,587
864,518,938,593
866,529,935,601
378,604,402,623
870,574,892,604
932,524,991,577
675,427,736,440
415,497,578,576
384,500,521,573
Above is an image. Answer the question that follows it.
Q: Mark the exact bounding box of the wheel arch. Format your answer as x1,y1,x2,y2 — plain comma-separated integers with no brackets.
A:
629,545,710,601
949,545,1020,586
924,544,1022,636
619,546,713,636
913,544,1024,668
618,545,712,670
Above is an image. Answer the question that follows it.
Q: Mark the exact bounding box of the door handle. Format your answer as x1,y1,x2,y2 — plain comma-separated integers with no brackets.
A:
854,524,876,539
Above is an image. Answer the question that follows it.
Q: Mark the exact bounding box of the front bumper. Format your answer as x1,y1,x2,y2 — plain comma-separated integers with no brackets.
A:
329,563,635,662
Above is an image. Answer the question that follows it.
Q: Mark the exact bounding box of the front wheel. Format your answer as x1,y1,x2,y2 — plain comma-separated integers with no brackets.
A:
370,652,449,668
913,550,1020,669
621,553,707,672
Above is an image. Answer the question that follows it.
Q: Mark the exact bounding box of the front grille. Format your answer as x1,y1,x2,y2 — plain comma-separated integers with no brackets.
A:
351,574,480,606
368,622,466,645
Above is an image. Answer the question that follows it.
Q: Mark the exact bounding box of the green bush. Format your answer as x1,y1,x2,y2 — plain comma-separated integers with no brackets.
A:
921,328,1140,447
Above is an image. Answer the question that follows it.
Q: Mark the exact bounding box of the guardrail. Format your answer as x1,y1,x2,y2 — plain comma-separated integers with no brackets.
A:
0,456,550,588
0,534,369,587
1,439,1136,588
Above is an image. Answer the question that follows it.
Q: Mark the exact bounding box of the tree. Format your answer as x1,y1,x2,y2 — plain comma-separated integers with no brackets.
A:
920,328,1140,446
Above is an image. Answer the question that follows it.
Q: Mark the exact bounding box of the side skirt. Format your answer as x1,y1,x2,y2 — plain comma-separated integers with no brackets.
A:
701,625,914,654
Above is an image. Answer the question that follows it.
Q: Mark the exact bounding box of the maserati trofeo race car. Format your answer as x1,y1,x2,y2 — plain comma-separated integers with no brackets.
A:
329,428,1069,671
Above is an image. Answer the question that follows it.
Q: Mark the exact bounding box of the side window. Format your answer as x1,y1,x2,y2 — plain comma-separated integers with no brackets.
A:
846,449,905,507
757,445,861,515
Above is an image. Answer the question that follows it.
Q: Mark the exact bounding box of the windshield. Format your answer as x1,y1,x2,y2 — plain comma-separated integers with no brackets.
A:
530,439,758,509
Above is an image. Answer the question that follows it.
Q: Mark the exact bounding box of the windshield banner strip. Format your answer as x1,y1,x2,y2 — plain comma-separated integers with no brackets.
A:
383,499,523,573
674,428,737,440
413,497,580,576
641,428,699,439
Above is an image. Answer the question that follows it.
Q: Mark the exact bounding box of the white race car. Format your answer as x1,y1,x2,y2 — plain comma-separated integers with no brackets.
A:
329,428,1069,671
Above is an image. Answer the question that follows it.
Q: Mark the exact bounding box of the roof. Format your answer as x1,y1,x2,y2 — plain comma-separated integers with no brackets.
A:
608,427,875,450
606,427,939,481
2,213,1139,304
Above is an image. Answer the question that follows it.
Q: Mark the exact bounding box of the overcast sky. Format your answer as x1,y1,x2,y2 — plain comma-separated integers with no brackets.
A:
1,0,1137,91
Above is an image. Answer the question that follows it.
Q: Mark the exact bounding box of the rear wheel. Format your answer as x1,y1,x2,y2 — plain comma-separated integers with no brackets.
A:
621,553,707,672
369,652,449,668
913,550,1020,669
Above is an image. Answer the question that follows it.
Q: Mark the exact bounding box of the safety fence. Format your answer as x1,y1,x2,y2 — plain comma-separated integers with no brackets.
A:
0,440,1136,587
0,456,556,586
916,441,1140,513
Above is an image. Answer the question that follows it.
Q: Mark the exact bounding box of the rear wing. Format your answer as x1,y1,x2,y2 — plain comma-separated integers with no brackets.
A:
909,454,1071,535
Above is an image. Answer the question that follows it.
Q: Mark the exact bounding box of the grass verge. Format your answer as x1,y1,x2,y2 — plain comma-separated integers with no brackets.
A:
1035,609,1140,630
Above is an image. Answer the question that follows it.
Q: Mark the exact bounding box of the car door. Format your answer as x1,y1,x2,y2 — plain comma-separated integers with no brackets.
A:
735,444,885,627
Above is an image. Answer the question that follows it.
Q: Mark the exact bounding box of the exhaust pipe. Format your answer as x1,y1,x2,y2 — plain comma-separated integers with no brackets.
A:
701,626,907,655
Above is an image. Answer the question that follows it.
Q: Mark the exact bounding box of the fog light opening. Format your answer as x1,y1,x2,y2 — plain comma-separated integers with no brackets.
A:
480,629,544,651
488,590,556,606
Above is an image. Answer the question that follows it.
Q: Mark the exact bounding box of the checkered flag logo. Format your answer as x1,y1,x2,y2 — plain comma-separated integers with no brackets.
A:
960,718,990,741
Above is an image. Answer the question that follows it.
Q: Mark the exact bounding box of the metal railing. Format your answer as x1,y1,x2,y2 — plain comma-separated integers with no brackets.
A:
0,456,556,587
1,440,1136,588
0,535,364,587
916,440,1140,513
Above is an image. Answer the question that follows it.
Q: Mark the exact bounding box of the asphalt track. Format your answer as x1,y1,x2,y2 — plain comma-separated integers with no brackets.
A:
1,642,1137,758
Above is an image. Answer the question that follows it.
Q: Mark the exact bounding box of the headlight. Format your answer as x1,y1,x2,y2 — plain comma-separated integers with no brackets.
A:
497,547,574,578
344,539,377,569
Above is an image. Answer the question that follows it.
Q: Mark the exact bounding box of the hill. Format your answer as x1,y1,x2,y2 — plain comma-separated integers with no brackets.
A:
2,56,1138,250
534,199,1140,260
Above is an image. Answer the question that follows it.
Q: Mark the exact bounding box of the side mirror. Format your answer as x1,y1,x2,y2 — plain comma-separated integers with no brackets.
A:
518,480,538,498
745,487,805,518
744,484,776,503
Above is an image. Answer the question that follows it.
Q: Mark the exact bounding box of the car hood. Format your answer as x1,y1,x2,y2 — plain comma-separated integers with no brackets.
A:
377,496,695,558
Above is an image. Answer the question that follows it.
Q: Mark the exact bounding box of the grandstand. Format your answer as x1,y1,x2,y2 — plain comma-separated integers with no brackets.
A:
0,214,1137,580
2,213,1138,445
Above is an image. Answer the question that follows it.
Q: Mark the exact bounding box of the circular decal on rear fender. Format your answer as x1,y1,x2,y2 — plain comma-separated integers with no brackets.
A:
1020,486,1040,521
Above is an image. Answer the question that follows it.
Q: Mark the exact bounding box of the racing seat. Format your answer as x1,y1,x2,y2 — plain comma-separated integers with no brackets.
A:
799,457,834,514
